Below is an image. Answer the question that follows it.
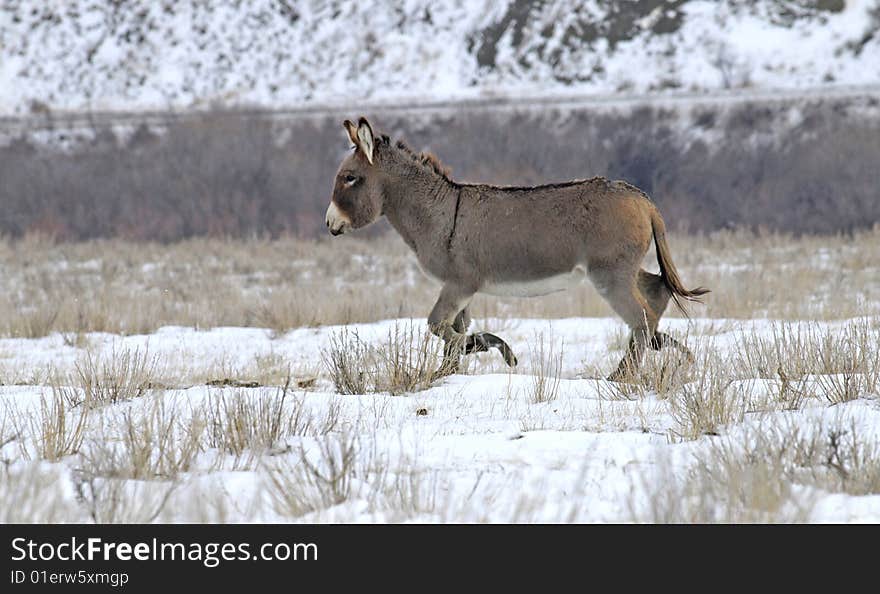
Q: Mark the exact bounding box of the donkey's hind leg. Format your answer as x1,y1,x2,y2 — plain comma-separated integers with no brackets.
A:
638,269,672,318
594,269,658,382
639,269,694,363
650,332,695,363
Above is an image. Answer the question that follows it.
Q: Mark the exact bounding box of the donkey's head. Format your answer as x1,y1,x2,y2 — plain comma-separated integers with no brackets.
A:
325,117,384,236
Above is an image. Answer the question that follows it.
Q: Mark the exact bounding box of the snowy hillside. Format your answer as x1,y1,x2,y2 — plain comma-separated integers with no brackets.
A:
1,0,878,115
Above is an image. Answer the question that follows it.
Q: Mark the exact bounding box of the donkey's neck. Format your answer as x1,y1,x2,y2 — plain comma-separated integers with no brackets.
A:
382,166,459,260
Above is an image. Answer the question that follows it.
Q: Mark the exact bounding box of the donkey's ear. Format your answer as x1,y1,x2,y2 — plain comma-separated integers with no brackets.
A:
356,117,375,165
343,119,359,146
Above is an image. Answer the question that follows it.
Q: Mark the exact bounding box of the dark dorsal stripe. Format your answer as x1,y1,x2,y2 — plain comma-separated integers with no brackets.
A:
385,138,642,195
447,186,462,252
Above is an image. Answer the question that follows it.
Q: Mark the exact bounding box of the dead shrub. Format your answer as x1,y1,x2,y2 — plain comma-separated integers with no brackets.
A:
322,323,441,395
527,333,563,404
265,431,362,518
79,397,205,480
668,350,745,440
206,383,294,462
71,347,161,407
7,385,90,461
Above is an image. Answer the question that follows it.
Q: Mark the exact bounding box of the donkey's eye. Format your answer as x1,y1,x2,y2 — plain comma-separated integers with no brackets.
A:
344,174,358,185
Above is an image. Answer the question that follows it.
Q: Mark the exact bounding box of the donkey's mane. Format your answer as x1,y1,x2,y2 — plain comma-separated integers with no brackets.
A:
391,138,454,181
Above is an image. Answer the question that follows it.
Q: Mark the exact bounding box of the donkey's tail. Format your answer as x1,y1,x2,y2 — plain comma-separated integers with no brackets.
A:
650,207,710,316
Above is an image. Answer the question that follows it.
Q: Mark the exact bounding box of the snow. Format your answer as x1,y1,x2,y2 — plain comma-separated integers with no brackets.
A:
1,316,879,523
1,0,878,115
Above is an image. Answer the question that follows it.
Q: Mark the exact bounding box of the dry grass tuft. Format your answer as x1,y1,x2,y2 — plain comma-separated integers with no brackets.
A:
527,333,564,404
322,322,441,395
70,347,162,407
206,384,293,462
733,323,817,379
265,433,438,521
630,447,809,523
811,320,880,404
79,397,205,480
736,419,880,496
668,348,745,441
204,381,341,468
266,432,361,518
731,319,880,406
373,323,442,395
322,328,372,395
633,416,880,523
7,384,90,461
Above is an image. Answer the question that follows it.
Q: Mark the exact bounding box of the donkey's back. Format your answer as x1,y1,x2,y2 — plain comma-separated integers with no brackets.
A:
454,177,657,292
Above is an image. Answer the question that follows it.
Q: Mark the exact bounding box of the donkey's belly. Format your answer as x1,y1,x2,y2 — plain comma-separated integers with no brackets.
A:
481,266,587,298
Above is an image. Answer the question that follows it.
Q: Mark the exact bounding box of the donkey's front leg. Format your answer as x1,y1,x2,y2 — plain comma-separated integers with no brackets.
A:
440,309,518,372
452,308,516,367
428,285,474,379
439,307,470,374
428,285,518,380
463,333,518,367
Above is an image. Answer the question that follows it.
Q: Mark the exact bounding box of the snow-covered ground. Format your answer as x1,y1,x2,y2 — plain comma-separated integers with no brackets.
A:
2,317,878,523
2,0,878,115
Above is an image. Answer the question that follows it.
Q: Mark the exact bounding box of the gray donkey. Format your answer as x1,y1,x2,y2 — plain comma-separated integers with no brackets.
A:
326,117,708,381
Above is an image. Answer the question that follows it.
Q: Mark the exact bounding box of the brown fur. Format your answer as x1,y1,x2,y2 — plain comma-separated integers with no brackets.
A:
326,118,709,380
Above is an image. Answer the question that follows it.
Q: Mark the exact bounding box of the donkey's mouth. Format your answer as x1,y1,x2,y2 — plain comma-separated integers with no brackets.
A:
327,219,349,235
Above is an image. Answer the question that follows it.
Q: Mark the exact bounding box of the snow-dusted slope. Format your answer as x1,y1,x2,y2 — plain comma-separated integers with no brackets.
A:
1,0,878,115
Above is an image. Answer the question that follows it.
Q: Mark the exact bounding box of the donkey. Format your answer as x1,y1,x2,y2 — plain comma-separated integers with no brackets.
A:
325,117,708,381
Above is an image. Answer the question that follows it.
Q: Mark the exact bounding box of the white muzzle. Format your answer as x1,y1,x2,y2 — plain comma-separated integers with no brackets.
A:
325,202,351,236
